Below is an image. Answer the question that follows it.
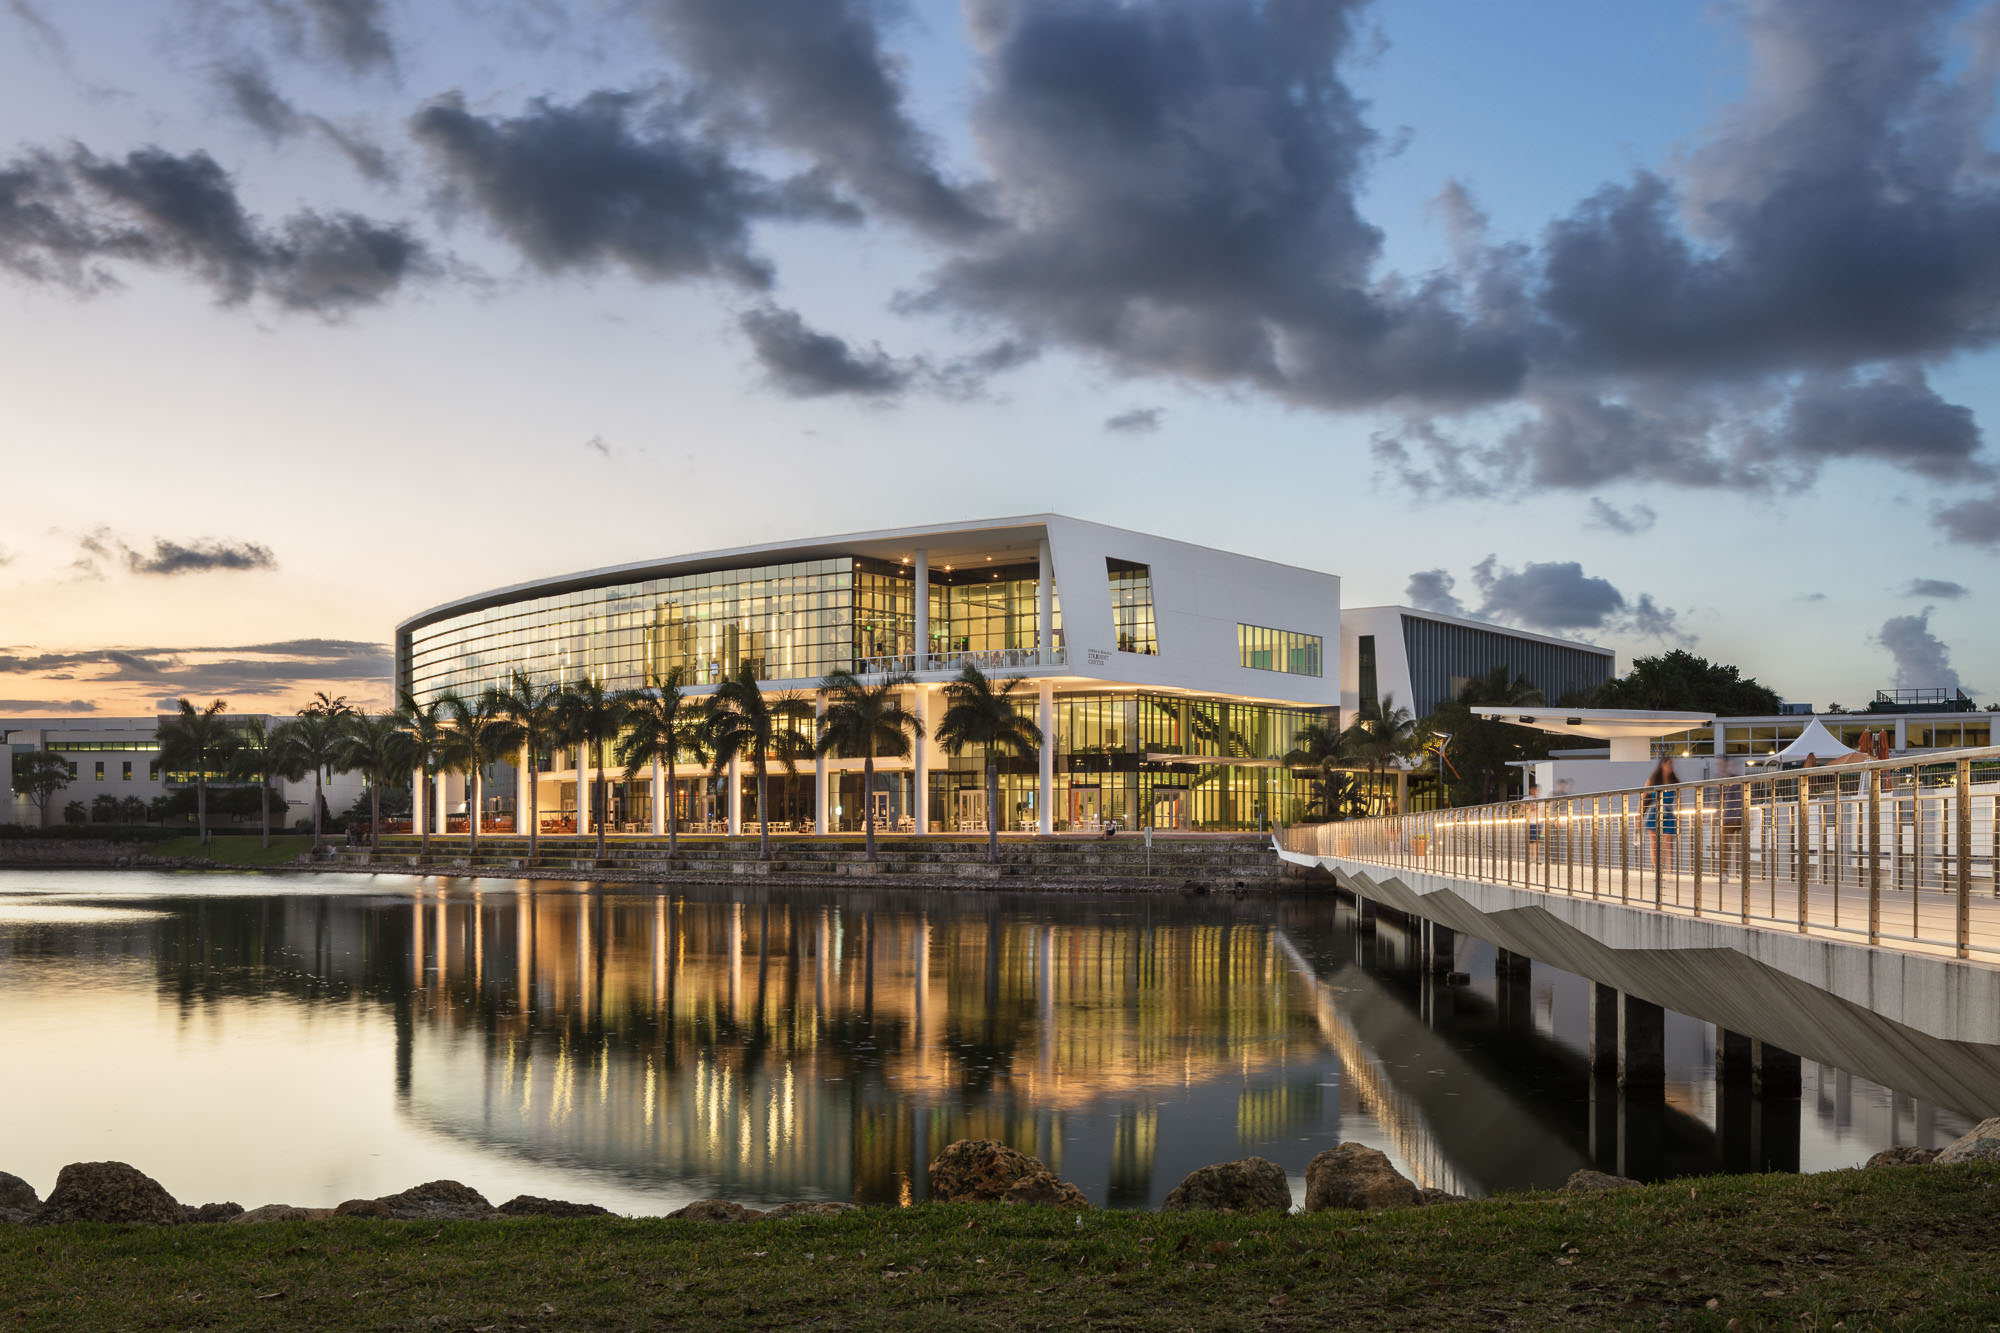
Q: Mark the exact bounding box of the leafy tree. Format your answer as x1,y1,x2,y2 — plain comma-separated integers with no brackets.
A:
1343,692,1418,815
118,795,146,824
274,704,350,854
615,668,705,861
558,677,635,860
63,799,87,827
495,670,566,862
1285,715,1359,823
1590,649,1782,715
339,712,414,857
935,663,1043,864
11,751,72,830
816,669,923,862
437,691,520,859
156,699,237,845
1303,773,1369,822
702,663,813,861
1421,667,1550,807
91,793,120,823
396,691,447,859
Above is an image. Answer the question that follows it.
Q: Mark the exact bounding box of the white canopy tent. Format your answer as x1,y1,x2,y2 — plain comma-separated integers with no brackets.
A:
1754,717,1857,765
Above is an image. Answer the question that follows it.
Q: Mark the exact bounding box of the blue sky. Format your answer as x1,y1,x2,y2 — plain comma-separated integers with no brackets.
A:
0,0,1993,714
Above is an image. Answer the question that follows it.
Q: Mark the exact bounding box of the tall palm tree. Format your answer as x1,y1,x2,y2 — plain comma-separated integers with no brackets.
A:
339,712,414,858
935,663,1043,865
816,669,923,863
156,698,236,846
1345,692,1419,815
437,690,521,861
231,716,282,850
494,670,564,863
704,662,814,861
274,705,349,853
557,676,633,860
1286,713,1360,824
616,667,705,861
396,690,447,860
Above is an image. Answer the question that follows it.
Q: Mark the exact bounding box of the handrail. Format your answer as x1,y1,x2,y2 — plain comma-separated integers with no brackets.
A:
1278,745,2000,964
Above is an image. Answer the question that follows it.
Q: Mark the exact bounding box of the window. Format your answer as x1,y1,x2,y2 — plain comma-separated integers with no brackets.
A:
1358,636,1377,717
1238,624,1322,676
1107,559,1157,655
148,762,159,781
121,761,132,781
93,761,104,781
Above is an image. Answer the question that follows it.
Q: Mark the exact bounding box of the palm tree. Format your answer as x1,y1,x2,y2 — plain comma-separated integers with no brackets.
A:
935,663,1043,865
232,716,283,850
274,705,349,854
494,670,564,862
156,698,236,846
704,662,814,861
1457,665,1544,709
816,669,923,863
1304,772,1370,822
396,690,447,859
1286,714,1360,823
339,712,414,858
437,690,521,861
557,676,634,860
1345,692,1419,815
616,667,705,862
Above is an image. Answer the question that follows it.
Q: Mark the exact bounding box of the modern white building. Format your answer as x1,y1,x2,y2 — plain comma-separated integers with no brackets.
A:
397,515,1605,835
1339,605,1617,721
2,715,365,830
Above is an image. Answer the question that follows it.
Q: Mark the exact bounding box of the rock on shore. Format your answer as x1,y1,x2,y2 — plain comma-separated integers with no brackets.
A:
1161,1158,1291,1212
927,1140,1088,1207
32,1162,187,1226
1935,1117,2000,1165
1304,1143,1419,1212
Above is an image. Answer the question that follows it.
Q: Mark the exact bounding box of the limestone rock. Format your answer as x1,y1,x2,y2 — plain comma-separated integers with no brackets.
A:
1415,1188,1466,1206
1936,1117,2000,1165
33,1162,185,1226
374,1180,493,1220
0,1172,37,1212
928,1140,1043,1203
497,1195,611,1218
232,1205,335,1223
1162,1158,1291,1213
763,1201,860,1220
669,1199,764,1222
1864,1146,1940,1168
1304,1143,1418,1213
1561,1169,1641,1193
333,1197,393,1219
183,1202,245,1223
1002,1170,1091,1210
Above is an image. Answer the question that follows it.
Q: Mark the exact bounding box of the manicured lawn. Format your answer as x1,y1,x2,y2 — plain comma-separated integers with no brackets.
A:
151,836,318,866
4,1167,1997,1330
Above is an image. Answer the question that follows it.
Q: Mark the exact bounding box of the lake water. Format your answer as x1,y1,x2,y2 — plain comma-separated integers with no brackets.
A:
0,870,1970,1213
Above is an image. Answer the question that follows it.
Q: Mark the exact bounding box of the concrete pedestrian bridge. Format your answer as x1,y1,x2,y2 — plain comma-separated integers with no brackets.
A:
1276,748,2000,1120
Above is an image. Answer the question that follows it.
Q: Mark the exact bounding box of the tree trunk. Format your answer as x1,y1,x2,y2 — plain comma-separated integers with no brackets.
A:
197,776,208,846
595,741,608,860
863,753,877,863
526,742,540,863
419,765,432,858
469,766,480,860
666,757,678,861
260,767,271,850
370,782,381,857
986,760,1000,865
758,768,771,860
312,769,324,853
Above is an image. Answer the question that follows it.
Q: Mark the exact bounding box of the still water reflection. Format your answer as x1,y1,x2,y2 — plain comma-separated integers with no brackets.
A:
0,870,1971,1214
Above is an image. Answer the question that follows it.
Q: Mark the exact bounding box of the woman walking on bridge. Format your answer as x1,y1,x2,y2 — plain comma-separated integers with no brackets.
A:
1643,757,1680,882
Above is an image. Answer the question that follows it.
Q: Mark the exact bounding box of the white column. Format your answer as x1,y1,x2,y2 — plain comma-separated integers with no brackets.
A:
650,756,665,836
814,693,829,835
1894,717,1908,752
727,753,742,835
471,769,484,835
576,743,591,835
913,548,929,670
912,684,930,835
435,770,451,835
1037,536,1053,664
412,771,426,837
1038,679,1054,835
516,750,533,834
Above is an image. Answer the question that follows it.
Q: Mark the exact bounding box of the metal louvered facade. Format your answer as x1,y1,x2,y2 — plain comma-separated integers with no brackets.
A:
1399,614,1614,717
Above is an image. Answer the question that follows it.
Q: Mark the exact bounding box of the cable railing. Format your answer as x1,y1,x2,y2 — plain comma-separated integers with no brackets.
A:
1277,746,2000,963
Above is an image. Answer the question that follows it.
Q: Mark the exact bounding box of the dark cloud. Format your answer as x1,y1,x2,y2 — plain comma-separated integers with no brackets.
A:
1936,493,2000,548
1104,407,1162,434
214,60,398,182
0,699,97,714
0,143,428,312
412,90,856,289
1584,497,1657,536
75,530,276,577
637,0,991,239
1904,578,1969,600
1878,607,1962,693
1748,368,1987,483
0,639,393,699
740,303,1033,401
1466,555,1690,644
922,0,1528,410
1404,568,1463,616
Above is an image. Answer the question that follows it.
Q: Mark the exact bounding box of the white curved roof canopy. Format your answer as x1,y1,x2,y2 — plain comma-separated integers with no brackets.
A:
1468,706,1715,762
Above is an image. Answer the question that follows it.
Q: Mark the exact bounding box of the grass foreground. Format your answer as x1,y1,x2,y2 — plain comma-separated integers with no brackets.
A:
3,1166,1997,1331
150,835,317,866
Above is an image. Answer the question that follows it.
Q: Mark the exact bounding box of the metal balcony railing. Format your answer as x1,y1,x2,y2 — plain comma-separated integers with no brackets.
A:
1277,746,2000,963
853,647,1067,677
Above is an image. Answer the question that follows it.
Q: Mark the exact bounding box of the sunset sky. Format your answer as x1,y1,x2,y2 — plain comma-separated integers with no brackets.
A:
3,0,1997,717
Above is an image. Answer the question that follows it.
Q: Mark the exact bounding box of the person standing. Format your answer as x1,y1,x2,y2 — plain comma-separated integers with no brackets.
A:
1644,756,1680,883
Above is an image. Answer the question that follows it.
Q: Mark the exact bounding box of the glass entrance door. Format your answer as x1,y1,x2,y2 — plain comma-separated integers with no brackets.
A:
1069,784,1102,832
954,788,987,833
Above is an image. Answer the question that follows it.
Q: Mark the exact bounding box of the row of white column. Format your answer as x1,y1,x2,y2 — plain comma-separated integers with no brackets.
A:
412,536,1061,838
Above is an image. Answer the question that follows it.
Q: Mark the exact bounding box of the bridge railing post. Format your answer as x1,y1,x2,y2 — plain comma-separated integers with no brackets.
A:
1795,776,1809,933
1620,792,1630,902
1867,767,1881,945
1693,784,1705,918
1958,757,1973,959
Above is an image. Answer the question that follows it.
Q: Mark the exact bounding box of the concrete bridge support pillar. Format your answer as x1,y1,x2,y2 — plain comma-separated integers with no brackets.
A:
1496,948,1533,1030
1589,984,1663,1087
1716,1029,1803,1173
1353,893,1377,935
1422,921,1456,975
